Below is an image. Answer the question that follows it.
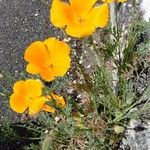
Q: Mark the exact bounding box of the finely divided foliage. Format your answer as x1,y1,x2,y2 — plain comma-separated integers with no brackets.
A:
1,0,149,149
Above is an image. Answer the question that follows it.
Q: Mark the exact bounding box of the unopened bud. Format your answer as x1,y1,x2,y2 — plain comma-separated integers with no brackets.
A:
113,125,125,134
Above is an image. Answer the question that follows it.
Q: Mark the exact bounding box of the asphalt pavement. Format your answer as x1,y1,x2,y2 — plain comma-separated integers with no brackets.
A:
0,0,62,121
0,0,60,75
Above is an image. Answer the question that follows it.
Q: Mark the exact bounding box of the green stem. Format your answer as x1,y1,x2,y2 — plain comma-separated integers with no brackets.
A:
92,94,98,115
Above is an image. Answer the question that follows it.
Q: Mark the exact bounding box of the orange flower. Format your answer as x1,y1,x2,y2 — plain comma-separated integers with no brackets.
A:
41,93,66,113
47,93,66,108
102,0,127,3
24,38,70,81
50,0,109,38
10,79,54,116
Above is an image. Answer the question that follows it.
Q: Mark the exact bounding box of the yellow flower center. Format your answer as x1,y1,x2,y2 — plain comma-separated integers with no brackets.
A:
78,16,86,23
73,12,86,25
29,96,34,102
50,64,53,68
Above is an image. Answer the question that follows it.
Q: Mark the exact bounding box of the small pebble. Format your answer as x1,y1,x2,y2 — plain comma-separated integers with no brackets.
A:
67,89,74,94
90,46,94,51
55,116,61,123
45,130,48,134
63,37,71,42
73,80,76,84
93,40,96,44
77,94,82,98
84,51,87,54
79,60,83,64
35,13,38,17
87,64,91,69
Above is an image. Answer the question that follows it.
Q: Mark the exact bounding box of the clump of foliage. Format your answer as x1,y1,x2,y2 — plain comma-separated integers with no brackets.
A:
0,0,150,149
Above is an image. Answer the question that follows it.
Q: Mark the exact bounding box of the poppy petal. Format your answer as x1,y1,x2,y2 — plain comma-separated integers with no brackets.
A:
26,63,42,74
42,104,55,113
88,4,109,28
50,0,73,27
44,38,70,76
10,94,28,113
102,0,113,3
50,93,65,107
13,80,27,95
25,79,43,98
44,38,70,55
24,41,50,67
69,0,97,17
66,24,95,38
28,97,46,116
53,55,70,77
40,68,55,82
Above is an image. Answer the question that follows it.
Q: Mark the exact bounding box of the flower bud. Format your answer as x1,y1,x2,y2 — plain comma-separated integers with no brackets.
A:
113,125,125,134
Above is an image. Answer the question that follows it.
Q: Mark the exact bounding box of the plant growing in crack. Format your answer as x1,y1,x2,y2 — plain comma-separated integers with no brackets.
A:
1,0,150,149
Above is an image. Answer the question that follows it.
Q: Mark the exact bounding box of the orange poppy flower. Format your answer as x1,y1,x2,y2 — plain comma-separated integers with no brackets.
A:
24,38,70,81
102,0,127,3
10,79,54,116
50,0,109,38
